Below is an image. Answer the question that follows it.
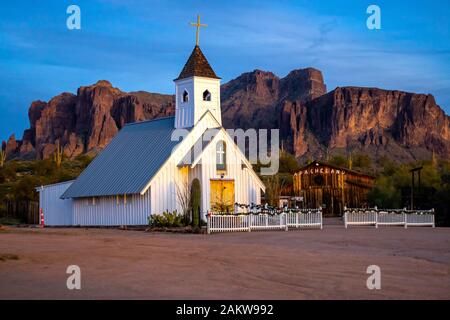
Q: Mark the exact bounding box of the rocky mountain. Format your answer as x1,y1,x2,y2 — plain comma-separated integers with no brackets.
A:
3,69,450,164
3,80,174,159
287,87,450,162
221,68,326,130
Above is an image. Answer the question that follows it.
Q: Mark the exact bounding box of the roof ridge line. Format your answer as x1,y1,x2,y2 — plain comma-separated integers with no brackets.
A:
123,116,175,127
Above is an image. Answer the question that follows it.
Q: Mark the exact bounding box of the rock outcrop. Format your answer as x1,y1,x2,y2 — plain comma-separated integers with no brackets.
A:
287,87,450,162
221,68,326,130
4,80,174,159
3,68,450,164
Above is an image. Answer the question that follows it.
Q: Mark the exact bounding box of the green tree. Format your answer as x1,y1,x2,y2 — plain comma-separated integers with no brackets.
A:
279,151,300,173
11,176,43,201
34,159,56,177
367,176,401,208
329,155,347,168
353,153,372,170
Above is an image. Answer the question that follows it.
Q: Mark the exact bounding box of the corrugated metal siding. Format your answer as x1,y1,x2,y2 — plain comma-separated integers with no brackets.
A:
72,190,151,226
62,117,187,198
38,181,74,226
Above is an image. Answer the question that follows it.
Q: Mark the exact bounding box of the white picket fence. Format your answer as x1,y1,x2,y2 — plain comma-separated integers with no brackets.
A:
207,209,323,234
249,214,288,231
286,210,323,229
344,207,435,229
344,210,378,228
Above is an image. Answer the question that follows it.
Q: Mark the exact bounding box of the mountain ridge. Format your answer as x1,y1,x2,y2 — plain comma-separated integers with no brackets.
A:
3,68,449,164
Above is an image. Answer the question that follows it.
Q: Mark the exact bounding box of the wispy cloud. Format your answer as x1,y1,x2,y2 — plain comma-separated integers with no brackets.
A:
0,0,449,142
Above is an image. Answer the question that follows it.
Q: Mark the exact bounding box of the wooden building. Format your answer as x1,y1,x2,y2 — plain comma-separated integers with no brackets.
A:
293,161,375,216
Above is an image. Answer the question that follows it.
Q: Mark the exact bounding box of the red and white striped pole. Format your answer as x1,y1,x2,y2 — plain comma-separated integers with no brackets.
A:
39,208,45,228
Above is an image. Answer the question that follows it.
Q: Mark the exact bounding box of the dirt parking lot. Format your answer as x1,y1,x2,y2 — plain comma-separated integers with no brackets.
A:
0,225,449,299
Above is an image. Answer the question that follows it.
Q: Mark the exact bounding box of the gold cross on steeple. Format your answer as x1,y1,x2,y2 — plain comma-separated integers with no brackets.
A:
190,14,207,46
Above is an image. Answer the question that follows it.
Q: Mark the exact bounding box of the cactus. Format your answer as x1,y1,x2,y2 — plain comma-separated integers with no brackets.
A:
431,150,438,167
53,141,63,169
348,151,353,170
0,149,6,168
325,147,330,162
191,179,201,226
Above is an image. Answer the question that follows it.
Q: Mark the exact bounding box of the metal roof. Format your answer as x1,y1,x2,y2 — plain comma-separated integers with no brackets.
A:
61,116,185,198
35,180,75,192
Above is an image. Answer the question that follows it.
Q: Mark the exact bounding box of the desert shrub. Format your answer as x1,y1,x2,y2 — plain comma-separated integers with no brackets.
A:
329,155,347,168
10,176,43,201
148,210,185,228
74,154,93,168
367,175,401,208
279,151,300,173
353,153,372,170
1,164,17,181
0,216,21,225
0,170,5,184
34,159,56,177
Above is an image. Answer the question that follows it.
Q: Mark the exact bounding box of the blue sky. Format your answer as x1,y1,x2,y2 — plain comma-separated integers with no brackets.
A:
1,0,449,142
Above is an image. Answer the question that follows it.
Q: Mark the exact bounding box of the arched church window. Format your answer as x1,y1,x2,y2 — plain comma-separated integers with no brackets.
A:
203,90,211,101
182,90,189,103
216,140,226,172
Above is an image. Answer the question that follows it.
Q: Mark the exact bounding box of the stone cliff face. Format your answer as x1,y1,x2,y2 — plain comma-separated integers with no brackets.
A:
3,69,450,163
221,68,326,130
288,87,450,162
5,80,174,159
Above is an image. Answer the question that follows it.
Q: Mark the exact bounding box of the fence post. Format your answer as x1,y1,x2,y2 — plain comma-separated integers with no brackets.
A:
318,207,322,230
207,211,211,234
432,209,435,228
403,212,408,229
374,211,378,229
344,211,348,229
248,214,252,232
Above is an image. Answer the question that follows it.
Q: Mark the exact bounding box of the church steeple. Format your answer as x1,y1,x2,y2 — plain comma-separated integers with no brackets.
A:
175,45,220,81
174,15,222,129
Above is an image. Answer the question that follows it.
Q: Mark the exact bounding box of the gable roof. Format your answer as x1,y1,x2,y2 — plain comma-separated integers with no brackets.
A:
175,45,220,80
61,117,186,199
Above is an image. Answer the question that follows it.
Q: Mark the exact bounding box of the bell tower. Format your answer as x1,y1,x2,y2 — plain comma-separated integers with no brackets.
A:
174,15,221,129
